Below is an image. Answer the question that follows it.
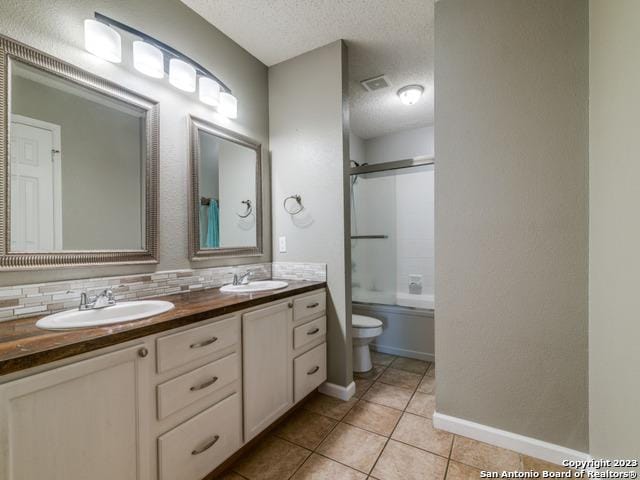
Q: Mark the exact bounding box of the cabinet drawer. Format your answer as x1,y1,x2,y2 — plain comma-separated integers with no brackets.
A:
158,393,241,480
156,316,239,373
293,291,326,322
157,352,240,420
293,342,327,402
293,316,326,351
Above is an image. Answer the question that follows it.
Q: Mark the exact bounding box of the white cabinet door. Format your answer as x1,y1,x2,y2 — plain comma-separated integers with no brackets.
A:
0,344,150,480
242,301,292,441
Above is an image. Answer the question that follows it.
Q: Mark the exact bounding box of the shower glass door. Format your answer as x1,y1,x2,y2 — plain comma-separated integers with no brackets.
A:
350,163,434,309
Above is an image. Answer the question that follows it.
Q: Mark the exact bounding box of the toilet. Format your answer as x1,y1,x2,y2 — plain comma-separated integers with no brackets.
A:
352,314,384,373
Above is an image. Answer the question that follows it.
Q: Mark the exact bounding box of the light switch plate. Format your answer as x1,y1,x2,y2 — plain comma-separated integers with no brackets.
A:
278,236,287,253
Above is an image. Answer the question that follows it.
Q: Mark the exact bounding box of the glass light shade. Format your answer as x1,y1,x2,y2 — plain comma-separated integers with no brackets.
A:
219,92,238,119
169,58,196,92
84,19,121,63
199,77,221,106
397,85,424,105
133,41,164,78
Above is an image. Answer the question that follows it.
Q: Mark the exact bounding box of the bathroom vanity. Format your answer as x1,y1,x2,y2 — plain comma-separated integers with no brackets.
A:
0,281,327,480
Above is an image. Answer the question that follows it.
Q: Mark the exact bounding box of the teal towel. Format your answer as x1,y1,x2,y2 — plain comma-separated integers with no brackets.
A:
205,199,220,248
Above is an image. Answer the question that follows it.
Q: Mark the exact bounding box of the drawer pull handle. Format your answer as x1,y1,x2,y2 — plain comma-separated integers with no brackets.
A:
306,302,320,309
190,376,219,391
138,347,149,358
191,435,220,455
307,365,320,375
190,337,218,349
307,327,320,335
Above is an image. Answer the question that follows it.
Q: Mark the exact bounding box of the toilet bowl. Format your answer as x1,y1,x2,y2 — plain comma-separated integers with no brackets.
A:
352,314,383,373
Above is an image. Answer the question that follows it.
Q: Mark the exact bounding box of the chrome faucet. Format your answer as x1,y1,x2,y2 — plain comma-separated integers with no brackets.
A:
79,289,116,311
232,271,252,286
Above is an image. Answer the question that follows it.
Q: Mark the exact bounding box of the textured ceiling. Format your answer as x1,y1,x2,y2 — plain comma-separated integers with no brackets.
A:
180,0,434,139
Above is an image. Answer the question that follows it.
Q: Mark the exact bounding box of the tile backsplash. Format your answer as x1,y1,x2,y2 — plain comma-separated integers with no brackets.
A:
0,262,326,322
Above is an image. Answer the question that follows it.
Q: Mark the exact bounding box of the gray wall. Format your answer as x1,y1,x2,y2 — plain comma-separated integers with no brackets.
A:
363,125,434,165
0,0,270,285
435,0,589,451
269,41,352,387
589,0,640,460
12,76,143,250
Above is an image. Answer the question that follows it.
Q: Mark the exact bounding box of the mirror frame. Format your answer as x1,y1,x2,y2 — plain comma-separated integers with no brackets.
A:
0,35,159,270
188,115,263,260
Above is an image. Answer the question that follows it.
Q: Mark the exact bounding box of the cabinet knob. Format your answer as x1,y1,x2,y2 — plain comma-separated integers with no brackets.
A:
138,347,149,358
288,302,294,308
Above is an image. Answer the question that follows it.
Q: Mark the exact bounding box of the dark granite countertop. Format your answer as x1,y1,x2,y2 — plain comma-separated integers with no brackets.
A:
0,279,326,376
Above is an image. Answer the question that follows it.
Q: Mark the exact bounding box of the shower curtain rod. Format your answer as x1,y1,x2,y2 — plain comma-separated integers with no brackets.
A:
349,156,434,176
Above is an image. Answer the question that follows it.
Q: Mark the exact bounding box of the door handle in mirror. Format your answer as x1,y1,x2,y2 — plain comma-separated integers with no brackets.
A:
190,337,218,349
307,365,320,375
190,376,219,391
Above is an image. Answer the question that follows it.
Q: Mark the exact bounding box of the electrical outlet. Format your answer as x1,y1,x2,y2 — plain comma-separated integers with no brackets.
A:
278,236,287,253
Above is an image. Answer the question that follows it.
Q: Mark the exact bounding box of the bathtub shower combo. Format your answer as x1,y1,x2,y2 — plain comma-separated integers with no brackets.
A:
350,158,435,372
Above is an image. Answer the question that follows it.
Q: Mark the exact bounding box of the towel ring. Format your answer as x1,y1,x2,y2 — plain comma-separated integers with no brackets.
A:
237,200,252,218
284,195,304,215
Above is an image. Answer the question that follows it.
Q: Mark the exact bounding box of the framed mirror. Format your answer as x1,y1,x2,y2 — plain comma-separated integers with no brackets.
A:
188,116,262,260
0,36,159,269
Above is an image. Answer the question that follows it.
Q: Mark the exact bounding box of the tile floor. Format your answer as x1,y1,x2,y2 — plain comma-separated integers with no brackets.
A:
223,352,568,480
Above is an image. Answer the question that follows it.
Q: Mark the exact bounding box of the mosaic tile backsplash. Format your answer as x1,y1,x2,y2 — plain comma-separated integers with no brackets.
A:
0,262,327,322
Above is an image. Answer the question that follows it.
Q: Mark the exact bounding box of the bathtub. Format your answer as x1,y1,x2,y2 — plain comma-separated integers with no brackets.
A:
352,287,435,362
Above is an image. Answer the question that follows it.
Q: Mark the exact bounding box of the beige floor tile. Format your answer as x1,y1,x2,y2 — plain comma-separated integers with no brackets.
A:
446,461,483,479
218,472,247,480
292,453,367,479
406,392,436,419
343,400,402,436
521,455,574,473
303,392,357,420
379,368,422,390
317,423,387,474
354,378,374,398
371,439,448,480
417,375,436,394
390,357,431,375
362,382,414,410
371,351,397,366
274,408,338,449
450,436,522,472
354,365,386,381
234,436,311,480
391,412,453,457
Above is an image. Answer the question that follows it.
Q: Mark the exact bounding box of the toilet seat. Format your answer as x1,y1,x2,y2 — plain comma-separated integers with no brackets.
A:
352,314,382,329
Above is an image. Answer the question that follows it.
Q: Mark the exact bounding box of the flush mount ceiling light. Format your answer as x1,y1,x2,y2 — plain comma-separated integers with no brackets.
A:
84,19,121,63
397,85,424,106
83,13,238,118
133,41,164,78
219,92,238,119
199,77,221,106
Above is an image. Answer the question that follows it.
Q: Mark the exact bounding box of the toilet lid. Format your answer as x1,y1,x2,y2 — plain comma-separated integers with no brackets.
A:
352,314,383,328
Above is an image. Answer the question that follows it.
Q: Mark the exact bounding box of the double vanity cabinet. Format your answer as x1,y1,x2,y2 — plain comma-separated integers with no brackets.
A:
0,286,327,480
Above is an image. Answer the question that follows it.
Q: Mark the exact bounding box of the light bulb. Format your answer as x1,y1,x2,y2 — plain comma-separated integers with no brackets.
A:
84,19,121,63
199,77,221,106
169,58,196,92
133,41,164,78
219,92,238,119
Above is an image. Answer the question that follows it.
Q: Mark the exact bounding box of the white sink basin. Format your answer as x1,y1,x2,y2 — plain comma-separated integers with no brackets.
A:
220,280,288,293
36,300,175,330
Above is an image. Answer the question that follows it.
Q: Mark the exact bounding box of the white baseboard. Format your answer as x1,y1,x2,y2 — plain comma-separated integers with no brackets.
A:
371,344,435,363
318,381,356,401
432,412,591,466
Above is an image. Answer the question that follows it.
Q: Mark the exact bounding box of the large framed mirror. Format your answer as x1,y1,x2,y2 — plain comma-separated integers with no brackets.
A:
188,116,262,260
0,36,159,269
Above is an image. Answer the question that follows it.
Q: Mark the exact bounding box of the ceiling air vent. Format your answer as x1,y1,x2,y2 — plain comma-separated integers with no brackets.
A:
360,74,391,92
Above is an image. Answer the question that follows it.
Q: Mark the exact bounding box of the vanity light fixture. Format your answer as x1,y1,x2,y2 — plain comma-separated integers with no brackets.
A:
199,77,221,106
397,84,424,105
219,92,238,119
83,13,239,118
84,19,121,63
133,41,164,78
169,58,196,92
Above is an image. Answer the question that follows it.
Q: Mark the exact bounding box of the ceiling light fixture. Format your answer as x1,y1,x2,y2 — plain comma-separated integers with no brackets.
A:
83,13,238,118
84,19,121,63
397,85,424,106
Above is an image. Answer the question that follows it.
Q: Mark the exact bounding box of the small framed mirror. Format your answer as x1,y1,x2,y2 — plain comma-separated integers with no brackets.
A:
188,116,262,260
0,36,159,269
